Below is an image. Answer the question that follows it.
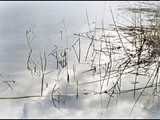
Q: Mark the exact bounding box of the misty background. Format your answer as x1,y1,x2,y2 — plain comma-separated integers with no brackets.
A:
0,1,159,119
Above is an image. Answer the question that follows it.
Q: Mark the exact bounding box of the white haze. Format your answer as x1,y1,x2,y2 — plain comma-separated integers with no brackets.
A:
0,1,159,119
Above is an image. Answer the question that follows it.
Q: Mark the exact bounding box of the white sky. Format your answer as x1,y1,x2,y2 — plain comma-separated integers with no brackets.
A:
0,1,159,119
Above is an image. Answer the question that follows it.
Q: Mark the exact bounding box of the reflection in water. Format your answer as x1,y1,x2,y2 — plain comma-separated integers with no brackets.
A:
0,1,160,119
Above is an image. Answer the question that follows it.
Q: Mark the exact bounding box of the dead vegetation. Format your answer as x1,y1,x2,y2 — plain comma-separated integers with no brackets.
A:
0,1,160,118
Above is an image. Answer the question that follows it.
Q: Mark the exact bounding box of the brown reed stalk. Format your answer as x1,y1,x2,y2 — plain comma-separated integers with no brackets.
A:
79,38,81,63
40,52,44,96
72,38,80,62
76,79,78,100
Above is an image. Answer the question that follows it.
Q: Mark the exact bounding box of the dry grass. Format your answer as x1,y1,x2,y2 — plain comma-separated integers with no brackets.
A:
1,1,160,118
